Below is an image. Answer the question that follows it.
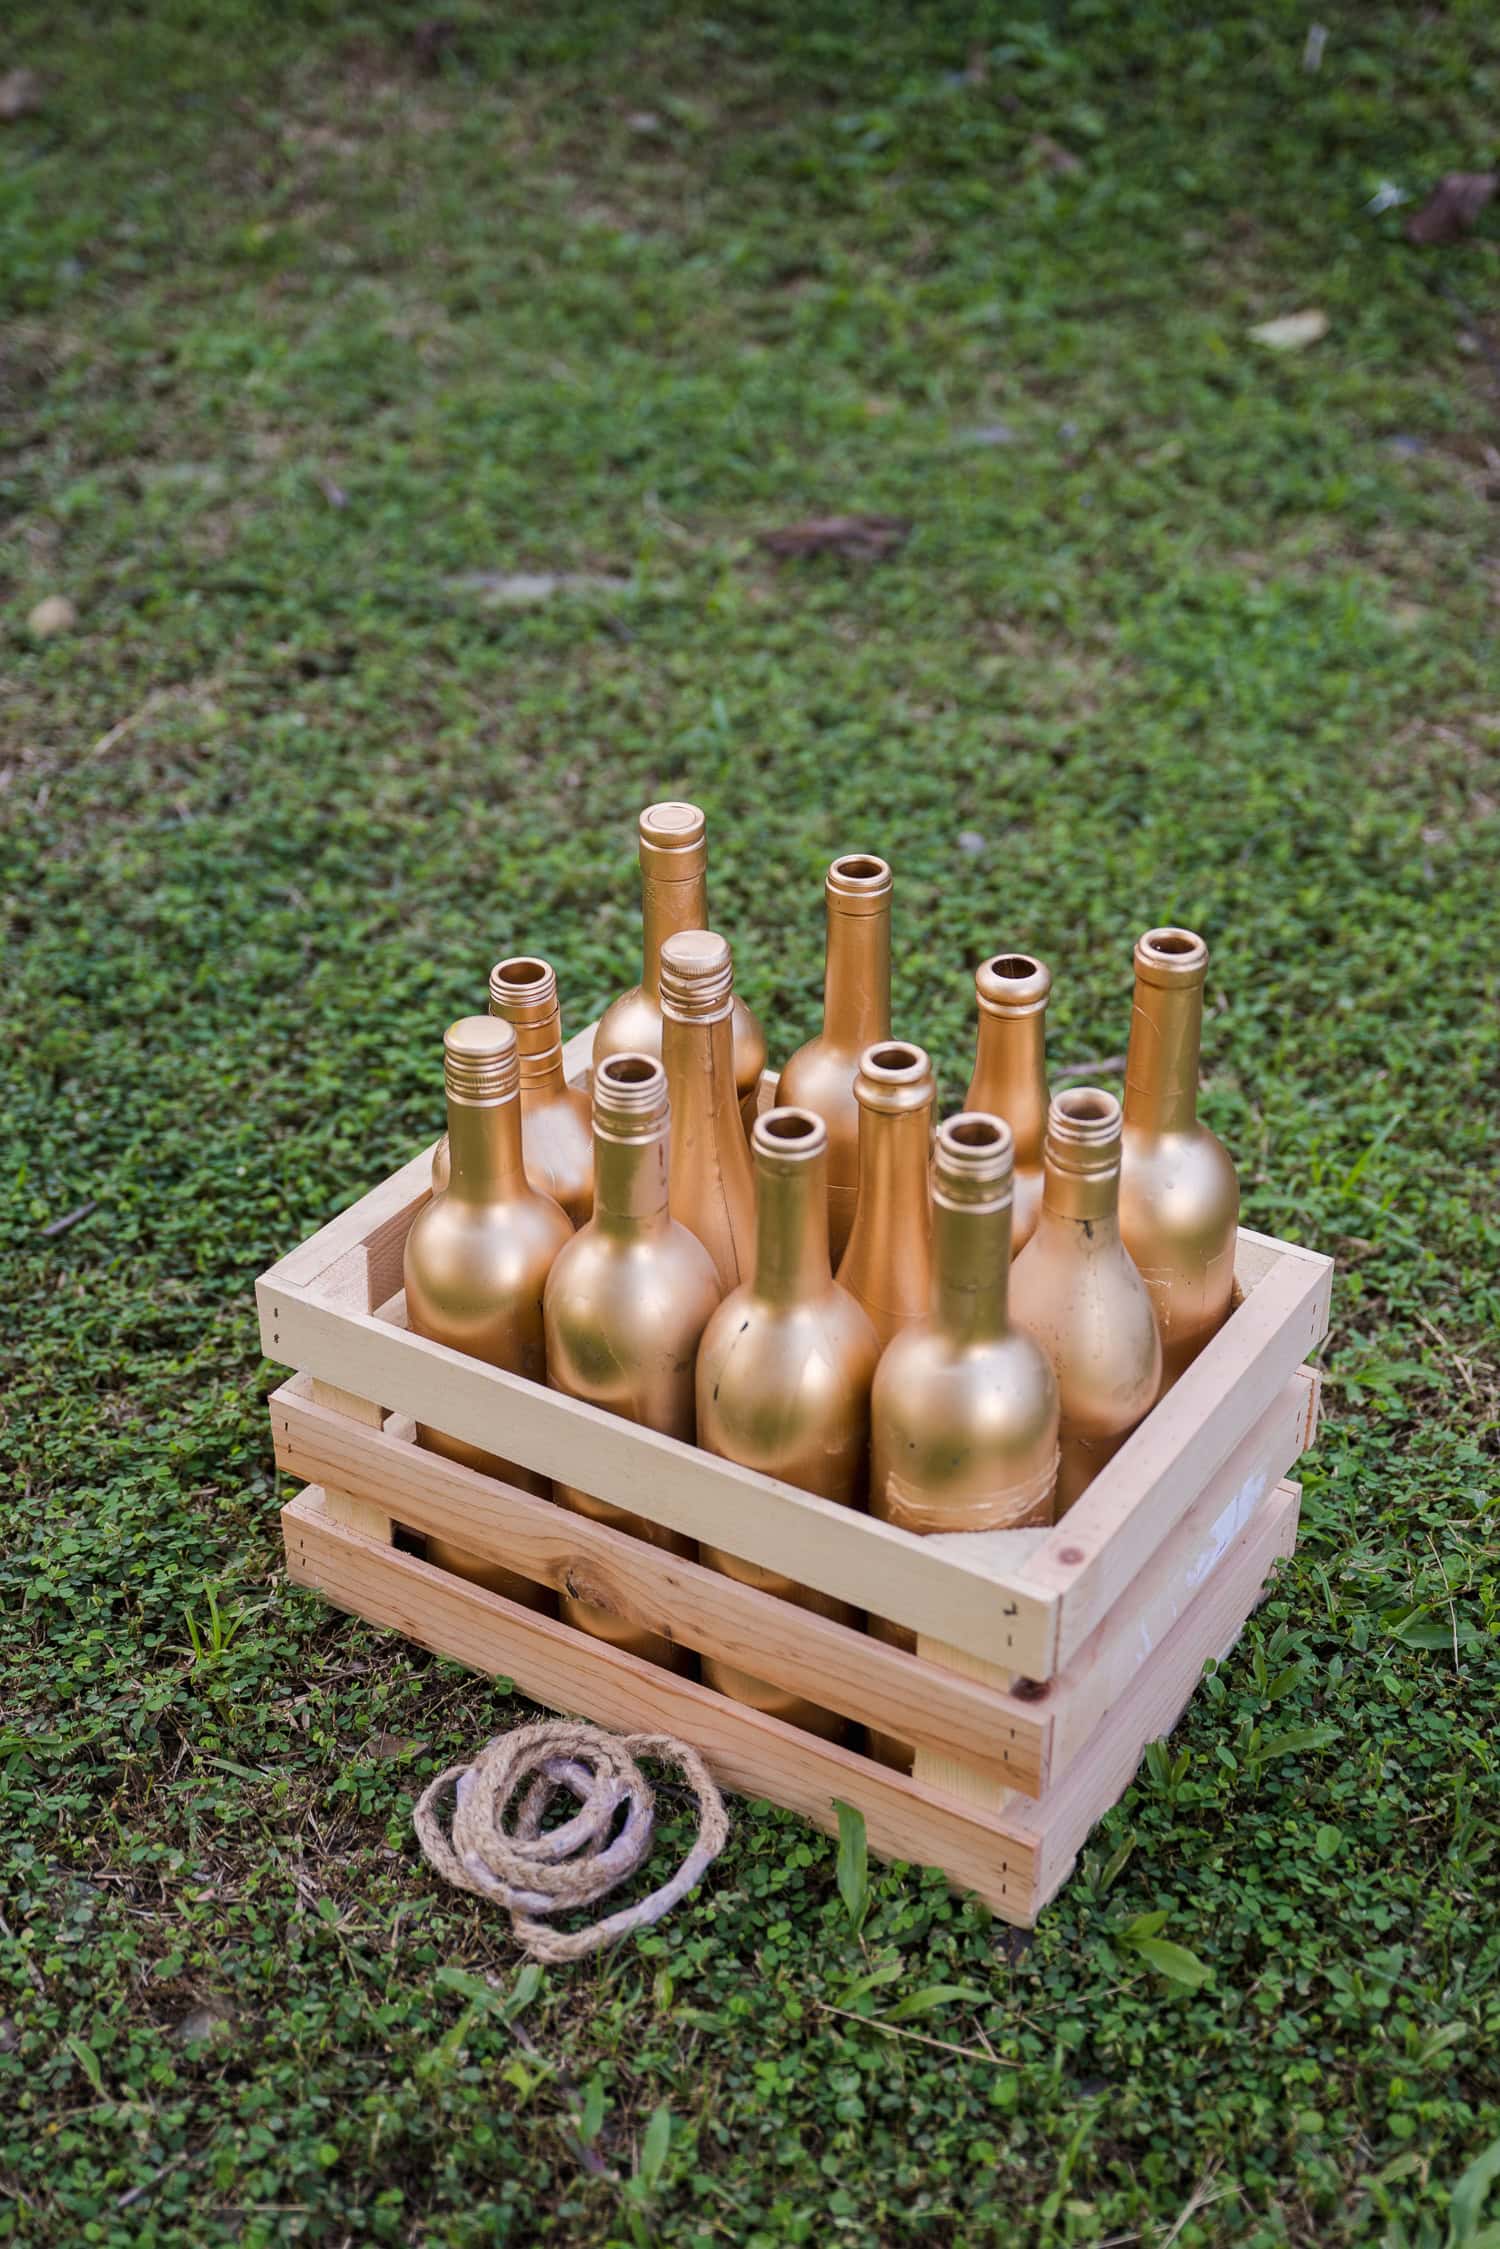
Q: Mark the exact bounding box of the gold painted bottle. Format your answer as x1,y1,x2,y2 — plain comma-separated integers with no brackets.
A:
866,1113,1060,1770
1118,927,1240,1394
543,1054,723,1671
964,952,1051,1256
696,1107,880,1740
776,853,892,1264
403,1017,573,1602
659,929,757,1292
836,1041,935,1349
430,957,593,1225
1010,1089,1162,1513
593,801,768,1131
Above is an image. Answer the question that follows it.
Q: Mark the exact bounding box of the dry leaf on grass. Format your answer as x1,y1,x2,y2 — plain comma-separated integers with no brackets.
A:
1027,134,1083,176
0,69,41,120
757,514,911,561
1405,172,1498,247
1249,309,1329,351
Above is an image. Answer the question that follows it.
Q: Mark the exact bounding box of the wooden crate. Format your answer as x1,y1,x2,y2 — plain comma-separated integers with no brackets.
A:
258,1020,1332,1925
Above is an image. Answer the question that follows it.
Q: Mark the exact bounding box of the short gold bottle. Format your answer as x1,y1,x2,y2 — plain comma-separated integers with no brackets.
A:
1010,1089,1162,1513
866,1113,1060,1769
659,929,757,1293
543,1054,723,1671
836,1041,935,1349
430,956,593,1225
1118,927,1240,1394
696,1107,880,1741
593,801,768,1132
964,952,1051,1256
403,1017,573,1601
776,853,893,1264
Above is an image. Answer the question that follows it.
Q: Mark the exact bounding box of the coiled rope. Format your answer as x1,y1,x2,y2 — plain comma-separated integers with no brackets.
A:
413,1719,730,1962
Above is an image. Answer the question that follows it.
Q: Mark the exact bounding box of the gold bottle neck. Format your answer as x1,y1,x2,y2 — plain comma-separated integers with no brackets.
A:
930,1114,1015,1341
489,956,567,1096
591,1054,672,1232
750,1110,833,1305
638,803,710,1004
1123,931,1206,1137
970,1009,1047,1161
445,1089,527,1200
822,855,892,1052
1040,1088,1123,1233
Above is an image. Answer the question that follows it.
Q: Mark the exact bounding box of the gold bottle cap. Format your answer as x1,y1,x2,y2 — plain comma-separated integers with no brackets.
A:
489,955,558,1024
1134,927,1208,989
976,951,1051,1016
639,801,707,881
826,852,892,918
934,1112,1014,1206
753,1105,828,1171
854,1040,935,1117
444,1015,520,1104
593,1051,669,1136
1045,1087,1122,1176
659,928,734,1018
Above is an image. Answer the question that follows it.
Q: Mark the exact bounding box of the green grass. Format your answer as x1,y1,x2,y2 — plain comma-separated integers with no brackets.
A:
3,2,1499,2242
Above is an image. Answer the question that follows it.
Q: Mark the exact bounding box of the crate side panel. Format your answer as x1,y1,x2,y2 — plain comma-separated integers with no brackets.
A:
273,1387,1050,1792
282,1487,1040,1922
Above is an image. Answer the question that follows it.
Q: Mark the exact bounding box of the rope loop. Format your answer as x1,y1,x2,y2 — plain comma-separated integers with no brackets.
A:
413,1719,729,1962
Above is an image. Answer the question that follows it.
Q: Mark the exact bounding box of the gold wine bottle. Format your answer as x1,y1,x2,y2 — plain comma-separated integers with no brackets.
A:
593,801,768,1131
776,853,893,1263
543,1053,723,1670
1118,927,1240,1394
867,1113,1060,1769
430,956,592,1224
403,1017,573,1601
1010,1089,1162,1513
836,1040,935,1349
964,951,1051,1255
659,929,757,1292
696,1107,880,1740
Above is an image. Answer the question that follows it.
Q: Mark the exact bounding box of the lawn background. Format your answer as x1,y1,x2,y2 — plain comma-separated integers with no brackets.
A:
2,3,1498,2243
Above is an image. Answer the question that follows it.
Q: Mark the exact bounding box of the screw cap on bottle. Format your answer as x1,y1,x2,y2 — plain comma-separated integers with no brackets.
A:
659,928,734,1018
1133,927,1208,989
638,800,707,881
976,951,1051,1017
444,1016,520,1103
489,955,558,1024
1044,1087,1123,1176
934,1111,1014,1206
826,852,892,918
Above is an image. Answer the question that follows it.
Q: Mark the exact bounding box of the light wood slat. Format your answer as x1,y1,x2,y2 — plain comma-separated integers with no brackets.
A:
281,1485,1042,1921
1015,1481,1301,1911
258,1275,1063,1671
309,1380,392,1543
271,1380,1051,1793
1009,1252,1330,1671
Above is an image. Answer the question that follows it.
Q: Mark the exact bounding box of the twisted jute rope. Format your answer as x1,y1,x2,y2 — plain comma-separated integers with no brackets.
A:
413,1719,730,1962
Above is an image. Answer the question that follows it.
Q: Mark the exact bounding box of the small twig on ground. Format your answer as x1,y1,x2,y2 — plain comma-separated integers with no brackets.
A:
812,1997,1019,2069
1159,2164,1237,2247
1424,1528,1464,1674
1052,1054,1125,1082
1415,1310,1478,1398
117,2153,197,2211
40,1200,98,1238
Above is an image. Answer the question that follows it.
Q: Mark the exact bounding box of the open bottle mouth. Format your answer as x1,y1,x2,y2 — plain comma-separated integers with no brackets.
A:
855,1039,934,1116
1045,1086,1123,1172
935,1110,1014,1199
594,1050,668,1130
827,853,893,912
976,950,1051,1015
753,1105,827,1167
490,954,558,1019
1135,925,1208,987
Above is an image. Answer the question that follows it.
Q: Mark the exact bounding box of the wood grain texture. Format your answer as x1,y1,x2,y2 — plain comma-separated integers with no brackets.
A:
281,1484,1041,1919
309,1380,392,1543
272,1379,1051,1792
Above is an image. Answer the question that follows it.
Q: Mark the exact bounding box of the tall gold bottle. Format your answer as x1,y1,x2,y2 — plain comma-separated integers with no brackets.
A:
836,1041,935,1349
430,956,593,1225
403,1017,573,1601
543,1053,722,1671
593,802,768,1132
695,1107,880,1740
866,1113,1060,1769
964,952,1051,1256
1010,1089,1162,1513
1118,927,1240,1394
659,930,757,1292
775,853,893,1264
